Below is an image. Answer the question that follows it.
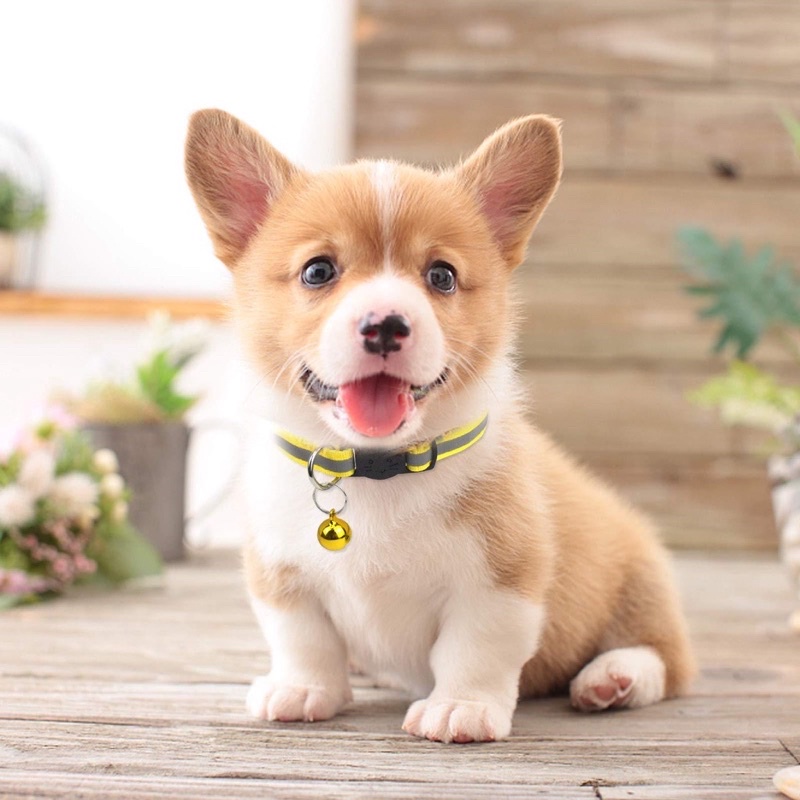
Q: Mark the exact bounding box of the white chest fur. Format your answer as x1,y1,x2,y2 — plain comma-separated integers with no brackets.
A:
244,415,501,695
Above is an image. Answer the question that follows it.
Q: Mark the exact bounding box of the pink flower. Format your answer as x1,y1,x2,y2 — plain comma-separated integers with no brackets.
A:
0,568,53,596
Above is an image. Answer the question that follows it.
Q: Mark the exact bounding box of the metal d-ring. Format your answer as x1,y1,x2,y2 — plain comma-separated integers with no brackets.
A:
307,446,342,490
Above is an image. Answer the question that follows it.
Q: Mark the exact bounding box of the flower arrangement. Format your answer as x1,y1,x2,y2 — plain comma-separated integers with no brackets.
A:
62,311,210,423
0,414,161,608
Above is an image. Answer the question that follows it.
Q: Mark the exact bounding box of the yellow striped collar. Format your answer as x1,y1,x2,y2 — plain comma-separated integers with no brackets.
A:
275,413,489,481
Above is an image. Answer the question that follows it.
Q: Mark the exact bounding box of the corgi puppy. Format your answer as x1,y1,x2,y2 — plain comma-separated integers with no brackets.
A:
185,109,694,743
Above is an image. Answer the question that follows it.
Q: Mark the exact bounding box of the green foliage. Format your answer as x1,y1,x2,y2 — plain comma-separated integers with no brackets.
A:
136,349,197,419
0,452,22,488
691,361,800,432
678,226,800,358
87,519,162,584
54,429,96,476
780,111,800,158
0,534,32,572
0,173,45,233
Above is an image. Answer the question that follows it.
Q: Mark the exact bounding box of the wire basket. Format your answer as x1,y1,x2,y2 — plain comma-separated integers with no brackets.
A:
0,126,46,290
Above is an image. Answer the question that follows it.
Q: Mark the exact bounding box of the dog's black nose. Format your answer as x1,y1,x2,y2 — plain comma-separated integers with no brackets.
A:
359,313,411,356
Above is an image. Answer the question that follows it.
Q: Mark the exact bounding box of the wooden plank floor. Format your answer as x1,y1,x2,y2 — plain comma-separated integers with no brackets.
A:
1,551,798,799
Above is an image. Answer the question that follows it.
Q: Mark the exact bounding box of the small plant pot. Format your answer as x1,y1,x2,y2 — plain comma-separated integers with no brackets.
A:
82,421,190,562
768,453,800,621
0,232,17,289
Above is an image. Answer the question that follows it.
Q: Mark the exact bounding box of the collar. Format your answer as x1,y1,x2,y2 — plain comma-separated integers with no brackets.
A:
274,413,489,481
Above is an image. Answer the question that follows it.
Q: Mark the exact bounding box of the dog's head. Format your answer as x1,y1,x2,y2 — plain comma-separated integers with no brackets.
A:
185,110,561,446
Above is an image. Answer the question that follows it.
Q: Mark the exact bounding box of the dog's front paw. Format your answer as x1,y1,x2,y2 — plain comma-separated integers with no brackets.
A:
247,676,351,722
402,697,512,743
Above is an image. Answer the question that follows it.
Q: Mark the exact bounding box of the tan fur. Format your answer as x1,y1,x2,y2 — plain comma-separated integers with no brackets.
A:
453,413,695,699
186,109,695,719
242,540,303,610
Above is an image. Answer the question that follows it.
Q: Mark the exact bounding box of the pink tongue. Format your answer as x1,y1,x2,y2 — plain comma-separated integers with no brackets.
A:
338,374,413,438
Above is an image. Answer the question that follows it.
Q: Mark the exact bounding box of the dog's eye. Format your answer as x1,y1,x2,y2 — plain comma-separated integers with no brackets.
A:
301,257,338,287
426,261,457,294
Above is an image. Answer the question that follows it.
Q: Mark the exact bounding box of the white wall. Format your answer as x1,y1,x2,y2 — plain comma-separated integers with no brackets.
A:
0,0,355,297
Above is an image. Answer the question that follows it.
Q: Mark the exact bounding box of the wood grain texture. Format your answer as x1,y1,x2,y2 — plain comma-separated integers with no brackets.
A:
358,0,722,81
357,78,800,178
0,551,797,799
523,368,762,457
356,78,613,169
590,457,776,551
514,264,782,367
531,176,800,267
727,1,800,84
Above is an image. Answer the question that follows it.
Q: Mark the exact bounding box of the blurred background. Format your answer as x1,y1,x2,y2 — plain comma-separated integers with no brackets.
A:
1,0,798,554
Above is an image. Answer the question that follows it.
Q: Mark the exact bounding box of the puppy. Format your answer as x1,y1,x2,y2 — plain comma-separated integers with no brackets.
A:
185,109,694,743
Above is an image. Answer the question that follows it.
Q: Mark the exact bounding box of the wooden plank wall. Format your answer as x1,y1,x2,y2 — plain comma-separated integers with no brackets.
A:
355,0,800,550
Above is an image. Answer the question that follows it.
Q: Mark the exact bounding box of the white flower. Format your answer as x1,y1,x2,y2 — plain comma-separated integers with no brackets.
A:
0,485,36,528
111,500,129,523
17,450,56,498
77,505,101,530
48,472,99,518
92,448,119,474
100,473,125,499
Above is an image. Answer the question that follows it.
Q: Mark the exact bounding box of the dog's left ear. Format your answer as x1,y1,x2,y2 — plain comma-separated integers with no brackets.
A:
456,115,562,267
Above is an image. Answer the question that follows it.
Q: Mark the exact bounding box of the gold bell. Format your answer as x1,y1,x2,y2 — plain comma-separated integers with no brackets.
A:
317,510,352,551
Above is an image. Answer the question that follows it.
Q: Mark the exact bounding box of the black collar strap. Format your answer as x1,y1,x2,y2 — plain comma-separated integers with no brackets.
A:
274,413,489,481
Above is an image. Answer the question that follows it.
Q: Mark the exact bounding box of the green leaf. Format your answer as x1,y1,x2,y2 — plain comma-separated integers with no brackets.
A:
87,521,162,584
136,349,198,419
677,226,800,358
54,429,96,475
0,594,26,610
779,110,800,158
0,172,46,232
689,361,800,431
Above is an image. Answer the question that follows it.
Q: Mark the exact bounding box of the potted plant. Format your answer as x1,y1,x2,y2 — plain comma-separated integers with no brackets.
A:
677,114,800,627
0,171,46,289
59,313,210,561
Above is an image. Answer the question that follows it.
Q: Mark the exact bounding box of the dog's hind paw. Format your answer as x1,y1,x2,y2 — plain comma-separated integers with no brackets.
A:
570,646,666,712
246,676,351,722
402,697,512,743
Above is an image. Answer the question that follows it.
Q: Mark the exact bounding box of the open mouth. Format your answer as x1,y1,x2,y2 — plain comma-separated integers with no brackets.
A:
300,367,448,438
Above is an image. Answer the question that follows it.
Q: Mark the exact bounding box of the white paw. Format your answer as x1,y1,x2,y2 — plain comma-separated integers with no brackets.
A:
246,676,351,722
402,697,512,743
570,646,666,712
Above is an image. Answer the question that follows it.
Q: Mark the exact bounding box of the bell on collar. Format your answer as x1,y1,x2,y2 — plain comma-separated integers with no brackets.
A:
317,509,351,551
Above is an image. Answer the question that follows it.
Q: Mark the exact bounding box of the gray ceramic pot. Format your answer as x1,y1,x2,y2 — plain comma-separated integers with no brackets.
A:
82,421,190,562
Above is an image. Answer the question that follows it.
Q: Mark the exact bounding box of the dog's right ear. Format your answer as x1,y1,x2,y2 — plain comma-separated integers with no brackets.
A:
185,109,300,268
